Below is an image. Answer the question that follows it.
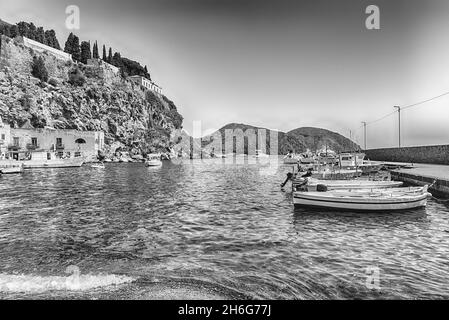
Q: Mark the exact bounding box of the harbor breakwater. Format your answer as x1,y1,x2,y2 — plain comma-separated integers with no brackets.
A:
365,145,449,165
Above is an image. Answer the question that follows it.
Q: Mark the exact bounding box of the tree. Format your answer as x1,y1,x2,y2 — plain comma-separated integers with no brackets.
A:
80,41,91,64
68,67,86,86
64,33,81,61
28,22,37,40
31,56,49,82
45,30,60,49
108,47,113,63
92,41,99,59
36,27,45,44
102,45,107,61
9,25,19,38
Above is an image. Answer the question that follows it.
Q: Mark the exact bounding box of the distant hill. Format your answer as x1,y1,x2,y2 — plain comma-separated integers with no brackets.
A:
194,123,359,156
281,127,360,154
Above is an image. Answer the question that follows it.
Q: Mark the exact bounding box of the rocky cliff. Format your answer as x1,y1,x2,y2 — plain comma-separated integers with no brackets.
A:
0,35,183,158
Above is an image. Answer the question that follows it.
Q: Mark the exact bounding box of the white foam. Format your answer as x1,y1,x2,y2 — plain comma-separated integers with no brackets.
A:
0,273,135,293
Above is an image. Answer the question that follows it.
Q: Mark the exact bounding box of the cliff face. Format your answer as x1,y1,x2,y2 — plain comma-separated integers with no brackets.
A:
0,35,183,157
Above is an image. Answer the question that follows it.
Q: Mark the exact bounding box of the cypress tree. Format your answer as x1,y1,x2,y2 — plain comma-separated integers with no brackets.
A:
92,41,99,59
72,34,81,62
64,33,74,54
102,45,107,61
80,41,92,64
108,47,113,63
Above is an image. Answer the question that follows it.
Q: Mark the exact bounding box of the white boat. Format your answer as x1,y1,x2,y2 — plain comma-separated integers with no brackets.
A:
338,152,383,173
294,177,403,191
293,185,431,211
22,152,84,169
91,162,105,169
145,154,162,167
0,164,24,174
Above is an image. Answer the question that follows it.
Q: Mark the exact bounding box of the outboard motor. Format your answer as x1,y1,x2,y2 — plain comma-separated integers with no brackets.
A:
316,184,328,192
281,172,294,188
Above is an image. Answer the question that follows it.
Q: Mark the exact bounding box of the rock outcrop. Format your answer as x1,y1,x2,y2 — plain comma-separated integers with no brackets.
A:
0,35,183,158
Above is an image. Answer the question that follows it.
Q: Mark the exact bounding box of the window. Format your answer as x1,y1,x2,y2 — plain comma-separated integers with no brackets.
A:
47,153,51,160
75,138,86,144
56,138,62,145
31,137,38,146
13,137,19,146
1,134,5,140
75,152,81,157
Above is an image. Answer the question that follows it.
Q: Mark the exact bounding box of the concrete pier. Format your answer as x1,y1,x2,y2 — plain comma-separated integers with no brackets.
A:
390,163,449,197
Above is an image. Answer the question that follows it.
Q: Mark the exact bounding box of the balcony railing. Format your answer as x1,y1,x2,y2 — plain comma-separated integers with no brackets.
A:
56,144,65,150
7,144,20,151
26,143,40,151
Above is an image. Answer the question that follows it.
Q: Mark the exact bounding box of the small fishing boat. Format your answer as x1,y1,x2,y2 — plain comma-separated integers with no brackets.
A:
294,177,403,191
293,185,431,211
0,164,24,174
145,154,162,167
91,162,105,169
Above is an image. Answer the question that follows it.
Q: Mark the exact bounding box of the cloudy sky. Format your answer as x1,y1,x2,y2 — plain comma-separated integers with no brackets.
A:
1,0,449,148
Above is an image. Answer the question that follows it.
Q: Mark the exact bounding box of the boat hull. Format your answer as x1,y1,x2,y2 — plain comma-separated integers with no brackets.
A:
293,190,429,211
0,167,24,174
294,179,404,191
22,158,84,169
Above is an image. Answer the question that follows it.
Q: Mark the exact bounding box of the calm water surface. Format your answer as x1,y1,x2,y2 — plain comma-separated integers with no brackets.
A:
0,158,449,299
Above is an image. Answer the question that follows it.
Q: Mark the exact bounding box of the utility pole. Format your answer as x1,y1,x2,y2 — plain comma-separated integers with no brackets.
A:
361,122,367,151
394,106,401,148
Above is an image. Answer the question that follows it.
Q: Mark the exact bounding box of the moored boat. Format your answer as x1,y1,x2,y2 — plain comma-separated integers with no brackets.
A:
145,154,163,167
22,151,84,169
294,177,403,191
0,163,24,174
293,185,431,211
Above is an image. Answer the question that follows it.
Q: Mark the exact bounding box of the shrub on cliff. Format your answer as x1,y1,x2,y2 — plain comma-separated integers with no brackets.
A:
31,56,48,82
68,67,86,86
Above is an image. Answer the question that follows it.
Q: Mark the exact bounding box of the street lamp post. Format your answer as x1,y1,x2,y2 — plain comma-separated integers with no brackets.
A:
394,106,401,148
361,121,367,151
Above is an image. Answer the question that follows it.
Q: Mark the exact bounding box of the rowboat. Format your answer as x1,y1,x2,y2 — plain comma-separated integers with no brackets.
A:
0,164,24,174
294,177,403,191
293,186,432,211
145,154,163,167
91,162,105,169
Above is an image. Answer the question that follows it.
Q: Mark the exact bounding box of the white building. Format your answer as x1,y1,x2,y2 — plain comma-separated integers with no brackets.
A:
129,75,163,95
19,36,72,61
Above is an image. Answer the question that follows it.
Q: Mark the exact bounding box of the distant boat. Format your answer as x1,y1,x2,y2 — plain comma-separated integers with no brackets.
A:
293,185,431,211
91,162,105,169
22,152,84,169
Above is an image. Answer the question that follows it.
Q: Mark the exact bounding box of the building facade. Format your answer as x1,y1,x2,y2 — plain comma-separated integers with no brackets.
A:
0,125,104,161
19,36,72,61
129,75,163,95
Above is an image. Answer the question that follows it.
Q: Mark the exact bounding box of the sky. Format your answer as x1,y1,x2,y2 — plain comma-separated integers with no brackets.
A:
1,0,449,148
